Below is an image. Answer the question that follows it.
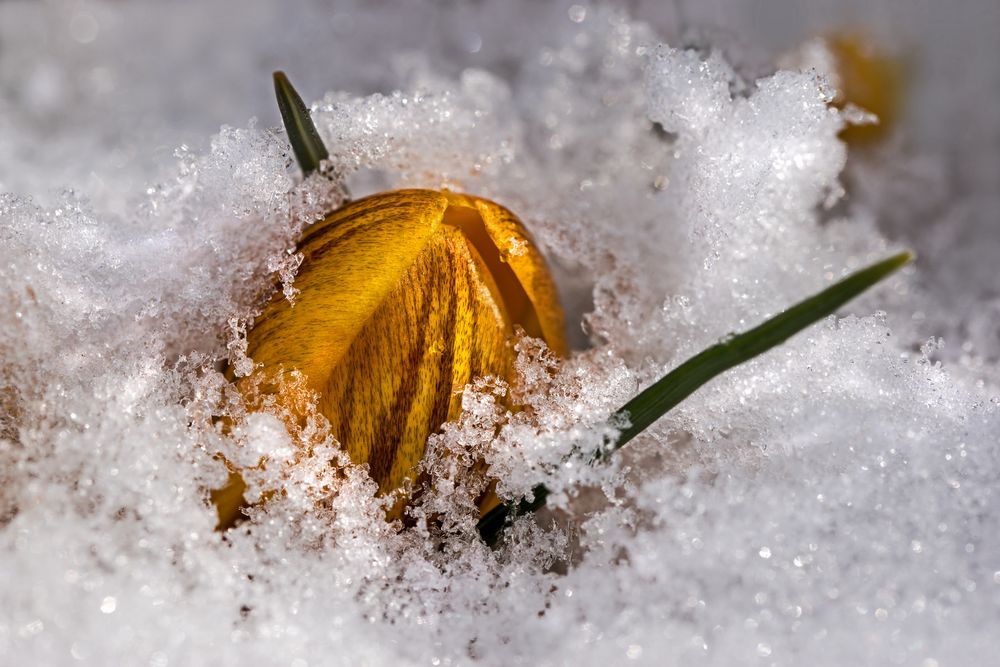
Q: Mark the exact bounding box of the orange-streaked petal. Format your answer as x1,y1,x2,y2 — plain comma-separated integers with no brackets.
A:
245,189,449,395
317,224,516,518
444,191,568,356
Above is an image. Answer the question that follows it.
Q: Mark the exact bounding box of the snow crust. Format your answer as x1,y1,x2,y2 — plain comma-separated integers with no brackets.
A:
1,1,999,665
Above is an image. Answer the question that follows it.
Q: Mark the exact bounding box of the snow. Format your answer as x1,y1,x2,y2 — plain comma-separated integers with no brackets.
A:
1,1,999,665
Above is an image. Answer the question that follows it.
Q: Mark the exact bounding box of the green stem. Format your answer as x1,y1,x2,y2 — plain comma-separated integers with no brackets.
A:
273,71,329,177
478,251,913,545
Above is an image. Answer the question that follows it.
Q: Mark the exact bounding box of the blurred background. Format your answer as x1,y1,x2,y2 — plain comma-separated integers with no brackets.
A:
1,0,998,360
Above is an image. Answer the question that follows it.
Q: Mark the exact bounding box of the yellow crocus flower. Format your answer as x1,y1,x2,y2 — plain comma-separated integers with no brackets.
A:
214,188,566,528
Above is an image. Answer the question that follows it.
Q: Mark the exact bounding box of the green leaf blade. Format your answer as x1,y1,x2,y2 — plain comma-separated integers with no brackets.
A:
273,71,330,177
611,251,912,450
477,251,912,544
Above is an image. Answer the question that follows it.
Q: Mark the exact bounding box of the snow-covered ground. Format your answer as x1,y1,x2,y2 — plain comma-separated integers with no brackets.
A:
1,1,999,664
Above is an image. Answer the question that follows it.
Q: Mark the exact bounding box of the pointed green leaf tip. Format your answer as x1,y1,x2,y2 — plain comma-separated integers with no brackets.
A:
273,71,329,177
478,250,913,545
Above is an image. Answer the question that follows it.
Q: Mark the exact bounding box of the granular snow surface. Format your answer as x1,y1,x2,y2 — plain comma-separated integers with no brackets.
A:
1,1,999,665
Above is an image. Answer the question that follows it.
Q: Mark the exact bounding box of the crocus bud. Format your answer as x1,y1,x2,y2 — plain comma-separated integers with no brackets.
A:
216,189,566,527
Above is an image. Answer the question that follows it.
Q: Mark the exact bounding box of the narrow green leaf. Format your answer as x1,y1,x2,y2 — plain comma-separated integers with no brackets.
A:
478,251,913,544
273,71,329,177
611,251,912,449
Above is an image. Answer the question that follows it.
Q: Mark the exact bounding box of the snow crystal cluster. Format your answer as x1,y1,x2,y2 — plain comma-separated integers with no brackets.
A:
1,1,999,665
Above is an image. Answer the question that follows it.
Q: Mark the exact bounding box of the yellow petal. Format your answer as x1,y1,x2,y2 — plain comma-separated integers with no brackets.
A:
221,189,566,525
209,468,247,531
443,192,567,357
316,223,516,517
246,189,448,392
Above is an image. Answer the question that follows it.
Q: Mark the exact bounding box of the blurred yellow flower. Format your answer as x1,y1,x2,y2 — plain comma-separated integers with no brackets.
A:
829,31,905,146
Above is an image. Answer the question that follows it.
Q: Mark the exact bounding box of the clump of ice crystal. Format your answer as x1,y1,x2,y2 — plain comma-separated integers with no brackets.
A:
1,1,998,665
